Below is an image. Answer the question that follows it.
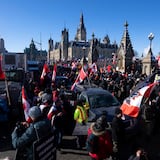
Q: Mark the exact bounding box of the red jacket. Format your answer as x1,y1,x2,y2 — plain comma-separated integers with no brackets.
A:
87,123,113,160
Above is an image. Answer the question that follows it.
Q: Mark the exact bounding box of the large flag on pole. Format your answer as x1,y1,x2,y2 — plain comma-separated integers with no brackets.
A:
22,86,31,122
0,54,5,79
40,63,50,85
121,82,156,118
71,67,87,91
40,63,50,80
52,64,57,82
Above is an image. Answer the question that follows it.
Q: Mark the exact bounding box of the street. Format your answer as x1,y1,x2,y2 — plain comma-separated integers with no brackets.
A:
1,131,160,160
0,135,91,160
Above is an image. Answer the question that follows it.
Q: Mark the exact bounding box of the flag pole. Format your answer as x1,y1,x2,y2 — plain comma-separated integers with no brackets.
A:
5,78,11,106
87,75,91,87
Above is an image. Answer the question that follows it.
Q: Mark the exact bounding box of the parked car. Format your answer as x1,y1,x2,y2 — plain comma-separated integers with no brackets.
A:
75,84,121,124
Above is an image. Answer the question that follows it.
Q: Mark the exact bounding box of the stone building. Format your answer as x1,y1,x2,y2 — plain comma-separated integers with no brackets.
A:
0,38,7,53
24,39,47,62
48,13,118,66
117,21,135,73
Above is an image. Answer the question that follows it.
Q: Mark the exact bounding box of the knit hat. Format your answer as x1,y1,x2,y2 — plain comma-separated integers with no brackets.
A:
92,115,108,132
41,93,52,103
29,106,42,119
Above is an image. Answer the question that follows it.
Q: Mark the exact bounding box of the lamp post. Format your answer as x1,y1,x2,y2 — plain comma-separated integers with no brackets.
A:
82,46,87,65
148,33,154,50
148,33,155,73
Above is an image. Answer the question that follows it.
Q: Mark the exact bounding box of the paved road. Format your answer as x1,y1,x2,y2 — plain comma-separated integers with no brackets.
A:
0,135,90,160
1,134,160,160
1,129,160,160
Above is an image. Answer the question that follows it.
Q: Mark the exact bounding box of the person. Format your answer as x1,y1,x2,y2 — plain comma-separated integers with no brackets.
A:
11,106,52,160
74,99,88,125
128,147,149,160
47,98,65,150
111,108,126,160
86,115,113,160
73,99,88,148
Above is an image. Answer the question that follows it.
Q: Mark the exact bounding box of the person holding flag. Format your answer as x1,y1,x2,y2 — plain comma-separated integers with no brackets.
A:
21,86,31,123
40,63,50,89
71,66,87,91
52,63,57,82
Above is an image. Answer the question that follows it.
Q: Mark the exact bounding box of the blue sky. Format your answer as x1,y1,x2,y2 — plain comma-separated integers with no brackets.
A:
0,0,160,57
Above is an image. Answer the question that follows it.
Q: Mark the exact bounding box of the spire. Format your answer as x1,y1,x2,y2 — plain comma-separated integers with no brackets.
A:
124,21,128,30
121,21,134,57
80,13,84,27
117,21,135,72
75,13,86,41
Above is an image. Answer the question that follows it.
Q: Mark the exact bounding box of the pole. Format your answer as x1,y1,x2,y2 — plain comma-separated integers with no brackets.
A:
5,78,11,106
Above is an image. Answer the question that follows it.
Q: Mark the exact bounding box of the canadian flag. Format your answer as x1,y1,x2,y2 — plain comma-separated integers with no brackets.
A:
121,82,156,117
52,64,57,82
40,63,50,80
22,86,31,122
71,67,87,91
47,105,54,120
89,62,97,74
0,55,5,79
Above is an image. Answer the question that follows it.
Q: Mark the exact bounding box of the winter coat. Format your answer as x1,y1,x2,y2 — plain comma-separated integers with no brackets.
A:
12,117,52,160
111,116,125,144
87,123,113,160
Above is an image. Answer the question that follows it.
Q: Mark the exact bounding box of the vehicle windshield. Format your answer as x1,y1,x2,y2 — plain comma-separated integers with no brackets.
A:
88,93,120,108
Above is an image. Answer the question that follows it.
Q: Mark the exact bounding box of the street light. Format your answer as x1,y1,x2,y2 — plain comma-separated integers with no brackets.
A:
148,33,154,49
82,46,87,65
148,33,155,72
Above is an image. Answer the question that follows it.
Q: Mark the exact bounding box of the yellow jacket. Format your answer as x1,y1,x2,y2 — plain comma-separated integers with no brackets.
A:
74,105,88,124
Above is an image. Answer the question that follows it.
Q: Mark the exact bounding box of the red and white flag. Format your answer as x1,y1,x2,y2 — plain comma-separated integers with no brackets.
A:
121,82,156,117
89,62,97,74
40,63,50,80
52,64,57,82
71,67,87,91
0,55,5,80
22,86,31,122
47,105,54,120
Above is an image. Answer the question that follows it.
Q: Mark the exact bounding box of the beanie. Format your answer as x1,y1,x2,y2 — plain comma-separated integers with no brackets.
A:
93,115,108,132
29,106,42,119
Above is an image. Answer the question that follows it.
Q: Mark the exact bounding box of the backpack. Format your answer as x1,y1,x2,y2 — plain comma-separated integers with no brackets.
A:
86,133,99,153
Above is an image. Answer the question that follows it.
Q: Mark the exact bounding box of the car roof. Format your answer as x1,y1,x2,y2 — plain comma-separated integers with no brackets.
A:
75,84,99,92
82,87,110,95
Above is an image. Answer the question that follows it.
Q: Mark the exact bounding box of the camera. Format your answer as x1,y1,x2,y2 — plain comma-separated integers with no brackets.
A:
16,122,26,136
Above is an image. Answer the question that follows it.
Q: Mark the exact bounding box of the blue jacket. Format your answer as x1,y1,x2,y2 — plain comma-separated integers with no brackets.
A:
12,117,52,160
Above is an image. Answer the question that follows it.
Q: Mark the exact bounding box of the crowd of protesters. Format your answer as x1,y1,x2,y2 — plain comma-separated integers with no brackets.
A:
2,61,160,159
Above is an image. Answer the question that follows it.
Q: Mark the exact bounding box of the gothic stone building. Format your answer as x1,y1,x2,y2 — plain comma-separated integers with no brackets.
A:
48,13,118,66
117,21,135,73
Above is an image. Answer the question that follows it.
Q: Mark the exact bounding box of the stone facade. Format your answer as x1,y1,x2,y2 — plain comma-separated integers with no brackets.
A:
142,48,154,75
117,22,135,73
0,38,7,53
48,13,118,66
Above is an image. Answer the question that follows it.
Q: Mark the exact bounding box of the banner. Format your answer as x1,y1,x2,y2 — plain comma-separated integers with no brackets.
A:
33,133,56,160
